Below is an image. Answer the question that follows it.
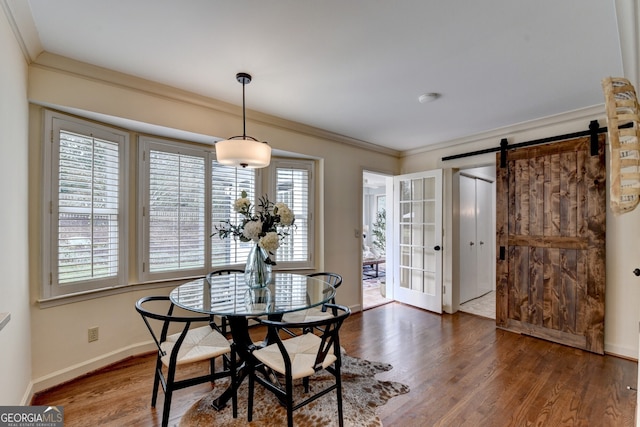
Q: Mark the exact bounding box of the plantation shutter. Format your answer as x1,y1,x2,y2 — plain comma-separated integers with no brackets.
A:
274,162,311,264
148,149,206,273
57,130,120,284
211,162,256,266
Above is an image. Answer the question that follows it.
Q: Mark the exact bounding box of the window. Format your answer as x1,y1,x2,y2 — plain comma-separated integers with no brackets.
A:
270,160,313,267
42,111,128,298
140,138,314,283
147,146,206,274
41,112,314,299
211,162,256,267
139,138,210,281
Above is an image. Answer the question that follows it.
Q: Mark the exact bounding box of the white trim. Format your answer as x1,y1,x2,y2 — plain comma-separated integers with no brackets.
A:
41,110,129,299
615,0,640,88
403,104,606,157
26,342,156,401
1,0,43,62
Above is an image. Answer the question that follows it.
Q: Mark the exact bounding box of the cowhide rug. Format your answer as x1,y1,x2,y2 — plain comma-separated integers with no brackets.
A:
179,351,409,427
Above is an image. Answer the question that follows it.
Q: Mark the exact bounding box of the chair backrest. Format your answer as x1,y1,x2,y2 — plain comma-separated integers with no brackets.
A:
135,296,214,363
260,304,350,373
307,272,342,306
307,272,342,289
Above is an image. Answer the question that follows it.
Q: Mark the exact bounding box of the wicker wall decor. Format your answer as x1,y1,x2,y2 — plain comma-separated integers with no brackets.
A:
602,77,640,214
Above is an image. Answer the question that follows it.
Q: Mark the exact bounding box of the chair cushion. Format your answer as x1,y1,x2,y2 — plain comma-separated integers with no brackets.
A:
160,325,231,366
253,333,337,380
282,306,334,323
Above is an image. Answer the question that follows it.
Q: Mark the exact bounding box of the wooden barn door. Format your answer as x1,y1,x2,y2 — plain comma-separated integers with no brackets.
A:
496,135,606,354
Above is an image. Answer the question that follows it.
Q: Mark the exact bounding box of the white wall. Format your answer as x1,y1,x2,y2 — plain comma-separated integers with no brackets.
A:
25,54,400,392
17,0,640,395
401,108,640,359
0,8,32,404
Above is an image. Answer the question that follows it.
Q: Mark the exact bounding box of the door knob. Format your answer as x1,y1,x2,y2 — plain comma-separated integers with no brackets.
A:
634,268,640,277
470,241,475,246
434,245,441,251
479,241,485,245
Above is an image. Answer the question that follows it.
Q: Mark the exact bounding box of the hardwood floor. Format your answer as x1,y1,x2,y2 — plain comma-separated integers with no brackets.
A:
33,303,637,426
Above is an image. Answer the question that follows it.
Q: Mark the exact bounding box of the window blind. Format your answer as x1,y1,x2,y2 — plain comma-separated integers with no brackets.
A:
57,130,120,284
148,150,205,272
275,166,309,262
211,161,256,266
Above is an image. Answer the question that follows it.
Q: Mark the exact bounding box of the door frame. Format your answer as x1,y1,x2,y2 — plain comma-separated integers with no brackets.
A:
361,170,394,309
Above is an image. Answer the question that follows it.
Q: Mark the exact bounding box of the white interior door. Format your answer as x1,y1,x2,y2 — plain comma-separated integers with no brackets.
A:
459,175,477,304
475,178,493,296
393,169,443,313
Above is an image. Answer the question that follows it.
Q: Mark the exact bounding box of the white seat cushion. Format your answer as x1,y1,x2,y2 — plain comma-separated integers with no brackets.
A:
160,325,231,366
282,306,334,323
253,333,337,380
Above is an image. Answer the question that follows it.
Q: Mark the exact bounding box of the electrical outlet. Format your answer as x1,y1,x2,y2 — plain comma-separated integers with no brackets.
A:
88,327,99,342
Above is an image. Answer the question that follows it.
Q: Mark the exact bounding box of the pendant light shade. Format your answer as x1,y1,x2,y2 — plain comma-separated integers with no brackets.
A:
215,73,271,168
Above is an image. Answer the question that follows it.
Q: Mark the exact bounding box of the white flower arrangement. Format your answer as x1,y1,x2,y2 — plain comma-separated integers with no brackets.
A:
214,191,295,265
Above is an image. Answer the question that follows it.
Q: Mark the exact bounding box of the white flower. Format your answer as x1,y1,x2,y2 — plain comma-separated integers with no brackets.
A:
234,197,251,213
259,231,281,253
214,193,297,266
276,204,295,226
243,220,263,241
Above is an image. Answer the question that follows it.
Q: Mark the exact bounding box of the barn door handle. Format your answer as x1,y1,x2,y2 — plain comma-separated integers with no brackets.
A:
634,268,640,277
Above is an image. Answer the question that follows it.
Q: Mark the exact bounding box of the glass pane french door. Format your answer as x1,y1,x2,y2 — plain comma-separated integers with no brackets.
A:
393,169,443,313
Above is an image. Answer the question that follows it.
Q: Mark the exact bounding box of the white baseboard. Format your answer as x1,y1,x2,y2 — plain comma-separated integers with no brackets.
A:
605,342,638,361
23,341,156,404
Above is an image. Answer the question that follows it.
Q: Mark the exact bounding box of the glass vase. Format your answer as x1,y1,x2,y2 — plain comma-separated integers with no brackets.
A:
244,244,272,288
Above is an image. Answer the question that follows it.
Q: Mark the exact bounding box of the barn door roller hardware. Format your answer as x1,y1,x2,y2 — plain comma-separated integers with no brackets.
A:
442,120,633,165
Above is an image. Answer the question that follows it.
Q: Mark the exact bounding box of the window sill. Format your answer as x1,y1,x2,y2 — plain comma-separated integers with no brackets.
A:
37,278,195,309
37,267,316,309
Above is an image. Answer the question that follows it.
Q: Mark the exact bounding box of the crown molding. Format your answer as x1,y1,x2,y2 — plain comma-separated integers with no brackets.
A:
615,0,640,87
401,104,606,158
1,0,43,62
31,52,401,158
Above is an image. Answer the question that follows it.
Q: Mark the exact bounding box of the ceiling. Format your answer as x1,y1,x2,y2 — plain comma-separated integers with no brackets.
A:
15,0,625,152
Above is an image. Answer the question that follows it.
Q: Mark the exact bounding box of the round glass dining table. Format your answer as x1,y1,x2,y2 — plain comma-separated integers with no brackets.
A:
170,272,336,318
169,272,337,410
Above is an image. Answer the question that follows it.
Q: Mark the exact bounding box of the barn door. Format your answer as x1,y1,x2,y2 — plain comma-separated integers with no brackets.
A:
496,135,606,354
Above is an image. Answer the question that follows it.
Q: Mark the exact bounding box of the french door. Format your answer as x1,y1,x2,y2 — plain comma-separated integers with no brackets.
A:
393,169,443,313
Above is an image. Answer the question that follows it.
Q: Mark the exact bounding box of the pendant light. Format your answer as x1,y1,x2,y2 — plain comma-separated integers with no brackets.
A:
215,72,271,168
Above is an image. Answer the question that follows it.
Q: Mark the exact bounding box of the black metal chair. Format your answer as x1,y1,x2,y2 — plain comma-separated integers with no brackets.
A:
247,303,351,427
281,272,342,334
135,296,237,427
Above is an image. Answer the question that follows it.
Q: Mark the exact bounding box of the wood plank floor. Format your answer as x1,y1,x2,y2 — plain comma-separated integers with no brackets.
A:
33,303,637,426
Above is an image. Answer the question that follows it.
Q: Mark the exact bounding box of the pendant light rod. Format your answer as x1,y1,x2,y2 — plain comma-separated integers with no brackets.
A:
214,72,271,169
237,72,251,139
